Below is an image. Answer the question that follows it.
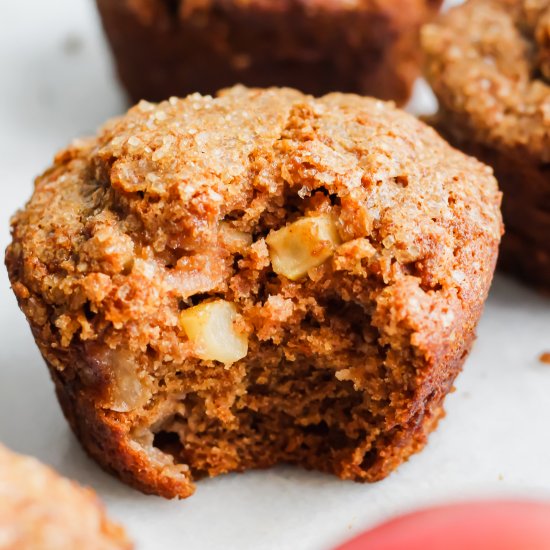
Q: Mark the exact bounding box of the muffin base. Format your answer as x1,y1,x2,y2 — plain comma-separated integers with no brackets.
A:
96,0,442,105
48,317,476,499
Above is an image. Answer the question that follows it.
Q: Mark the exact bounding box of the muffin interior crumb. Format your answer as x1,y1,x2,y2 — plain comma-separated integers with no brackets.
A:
108,176,423,480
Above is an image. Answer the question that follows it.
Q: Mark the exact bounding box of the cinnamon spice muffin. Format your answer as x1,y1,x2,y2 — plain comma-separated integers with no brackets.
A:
96,0,443,105
0,444,131,550
6,86,502,499
422,0,550,289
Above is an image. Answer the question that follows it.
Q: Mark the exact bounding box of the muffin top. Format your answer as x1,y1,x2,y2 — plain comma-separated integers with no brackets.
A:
0,445,130,550
423,0,550,162
7,86,501,405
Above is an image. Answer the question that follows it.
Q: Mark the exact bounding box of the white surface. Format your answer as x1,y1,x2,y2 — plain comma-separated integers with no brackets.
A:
1,1,550,549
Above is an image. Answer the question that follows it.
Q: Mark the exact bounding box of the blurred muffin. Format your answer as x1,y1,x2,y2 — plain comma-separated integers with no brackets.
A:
0,444,131,550
6,86,502,499
423,0,550,289
96,0,443,105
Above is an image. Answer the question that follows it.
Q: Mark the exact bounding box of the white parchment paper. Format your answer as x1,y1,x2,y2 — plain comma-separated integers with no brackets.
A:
1,1,549,548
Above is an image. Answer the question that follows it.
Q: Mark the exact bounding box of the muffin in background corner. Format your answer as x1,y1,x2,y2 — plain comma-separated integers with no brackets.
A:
423,0,550,290
0,444,131,550
96,0,443,105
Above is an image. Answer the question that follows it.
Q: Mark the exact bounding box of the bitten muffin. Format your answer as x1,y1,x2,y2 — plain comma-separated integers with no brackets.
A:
6,86,502,499
0,444,131,550
422,0,550,289
96,0,443,105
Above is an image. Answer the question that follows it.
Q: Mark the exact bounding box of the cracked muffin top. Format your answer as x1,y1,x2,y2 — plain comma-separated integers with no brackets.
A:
422,0,550,162
7,86,502,410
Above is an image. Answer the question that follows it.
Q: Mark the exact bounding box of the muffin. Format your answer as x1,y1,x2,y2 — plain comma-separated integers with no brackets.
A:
422,0,550,289
6,86,502,499
0,444,131,550
96,0,443,105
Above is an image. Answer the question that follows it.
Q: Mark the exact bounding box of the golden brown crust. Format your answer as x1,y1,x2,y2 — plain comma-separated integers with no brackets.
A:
422,0,550,288
423,0,550,161
6,86,502,499
0,444,131,550
96,0,443,105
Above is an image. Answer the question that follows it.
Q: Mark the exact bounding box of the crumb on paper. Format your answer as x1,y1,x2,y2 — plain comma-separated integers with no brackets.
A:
539,352,550,364
498,474,504,481
62,34,84,55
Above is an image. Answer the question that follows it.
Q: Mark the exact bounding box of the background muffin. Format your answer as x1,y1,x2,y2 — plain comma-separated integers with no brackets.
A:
96,0,443,105
423,0,550,289
6,86,502,499
0,444,131,550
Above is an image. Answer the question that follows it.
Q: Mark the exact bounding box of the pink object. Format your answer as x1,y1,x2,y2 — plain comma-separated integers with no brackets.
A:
335,501,550,550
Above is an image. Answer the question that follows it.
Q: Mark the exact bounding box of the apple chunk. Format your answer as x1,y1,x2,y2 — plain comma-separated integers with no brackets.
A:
266,214,341,280
180,300,248,364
